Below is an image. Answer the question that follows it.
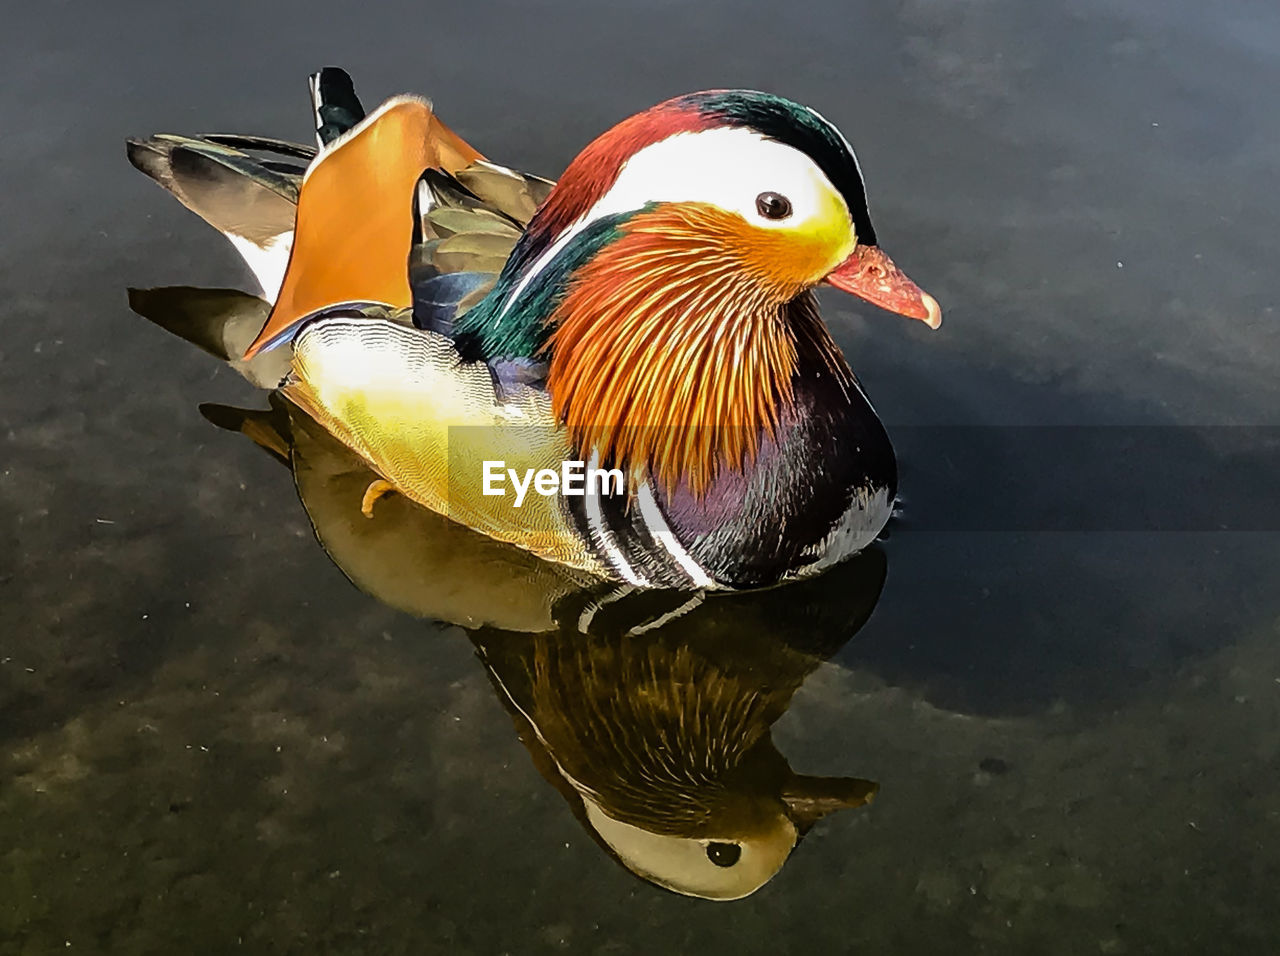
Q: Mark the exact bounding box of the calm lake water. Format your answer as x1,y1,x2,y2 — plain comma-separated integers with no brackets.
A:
3,0,1279,952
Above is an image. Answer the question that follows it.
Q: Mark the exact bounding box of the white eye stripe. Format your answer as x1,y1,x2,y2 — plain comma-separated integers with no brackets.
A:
500,127,850,316
586,127,847,230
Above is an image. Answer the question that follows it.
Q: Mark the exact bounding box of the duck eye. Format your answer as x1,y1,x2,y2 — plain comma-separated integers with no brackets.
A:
705,842,742,867
755,191,792,221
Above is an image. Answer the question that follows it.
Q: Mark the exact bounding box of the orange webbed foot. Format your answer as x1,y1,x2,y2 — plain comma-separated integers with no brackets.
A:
361,479,397,518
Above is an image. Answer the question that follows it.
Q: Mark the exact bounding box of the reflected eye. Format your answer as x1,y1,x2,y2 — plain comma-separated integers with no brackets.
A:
705,842,742,867
755,191,792,221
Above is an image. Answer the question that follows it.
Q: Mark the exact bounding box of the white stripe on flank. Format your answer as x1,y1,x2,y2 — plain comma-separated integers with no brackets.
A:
584,449,647,587
635,483,714,588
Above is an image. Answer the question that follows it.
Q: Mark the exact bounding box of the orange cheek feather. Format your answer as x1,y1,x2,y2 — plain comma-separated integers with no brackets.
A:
545,203,850,496
730,217,848,302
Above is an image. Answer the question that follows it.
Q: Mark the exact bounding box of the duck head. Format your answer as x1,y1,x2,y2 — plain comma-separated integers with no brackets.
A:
522,90,940,326
457,90,939,494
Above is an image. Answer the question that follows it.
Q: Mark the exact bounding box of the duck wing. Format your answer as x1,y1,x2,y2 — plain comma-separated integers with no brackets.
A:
282,315,596,574
410,165,555,336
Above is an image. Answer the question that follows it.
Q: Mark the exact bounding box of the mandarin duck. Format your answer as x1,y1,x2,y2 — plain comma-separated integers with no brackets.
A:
128,68,939,591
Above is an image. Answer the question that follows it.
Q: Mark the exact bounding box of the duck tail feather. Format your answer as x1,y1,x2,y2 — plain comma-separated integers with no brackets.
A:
126,134,301,299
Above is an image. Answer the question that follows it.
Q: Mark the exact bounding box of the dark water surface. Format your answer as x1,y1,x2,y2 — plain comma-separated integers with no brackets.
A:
3,0,1279,952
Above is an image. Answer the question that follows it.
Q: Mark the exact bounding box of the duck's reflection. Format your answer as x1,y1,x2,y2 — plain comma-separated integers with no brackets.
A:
472,582,881,900
132,286,888,900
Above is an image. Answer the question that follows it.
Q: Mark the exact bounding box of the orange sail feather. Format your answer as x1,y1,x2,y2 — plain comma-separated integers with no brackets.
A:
243,96,483,358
